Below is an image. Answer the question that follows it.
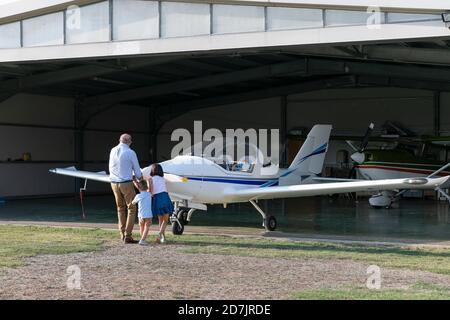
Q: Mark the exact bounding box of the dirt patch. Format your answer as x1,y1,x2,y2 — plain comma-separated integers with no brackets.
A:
1,241,450,300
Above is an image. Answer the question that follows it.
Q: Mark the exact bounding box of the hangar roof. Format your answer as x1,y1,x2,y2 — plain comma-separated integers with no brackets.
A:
1,40,450,125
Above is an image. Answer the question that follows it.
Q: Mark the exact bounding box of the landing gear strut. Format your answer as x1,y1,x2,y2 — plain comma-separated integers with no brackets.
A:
250,200,277,231
171,209,185,235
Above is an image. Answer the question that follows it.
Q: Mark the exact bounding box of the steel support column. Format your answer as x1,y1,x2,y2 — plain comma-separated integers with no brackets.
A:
280,96,288,168
74,100,85,171
434,91,441,136
73,100,85,194
148,107,159,163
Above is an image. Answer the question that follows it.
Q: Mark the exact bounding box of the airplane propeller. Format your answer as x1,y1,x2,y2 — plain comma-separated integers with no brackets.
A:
349,123,374,165
346,123,375,180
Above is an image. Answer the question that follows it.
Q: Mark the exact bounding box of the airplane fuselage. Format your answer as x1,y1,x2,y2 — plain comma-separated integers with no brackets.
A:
357,161,450,180
142,155,281,204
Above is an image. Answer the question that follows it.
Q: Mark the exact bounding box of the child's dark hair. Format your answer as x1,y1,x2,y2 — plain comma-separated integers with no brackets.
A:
150,163,164,177
137,180,148,191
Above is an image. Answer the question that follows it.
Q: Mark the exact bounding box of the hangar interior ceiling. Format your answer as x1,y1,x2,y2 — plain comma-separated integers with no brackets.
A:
2,39,450,197
2,39,450,126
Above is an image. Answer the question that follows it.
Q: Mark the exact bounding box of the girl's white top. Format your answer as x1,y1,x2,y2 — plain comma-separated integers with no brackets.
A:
152,175,167,194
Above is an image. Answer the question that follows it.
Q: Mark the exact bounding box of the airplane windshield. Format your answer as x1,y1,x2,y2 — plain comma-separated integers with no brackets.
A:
218,161,255,173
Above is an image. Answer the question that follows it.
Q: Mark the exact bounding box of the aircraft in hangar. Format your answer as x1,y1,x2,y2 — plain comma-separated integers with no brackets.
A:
50,125,450,235
346,123,450,208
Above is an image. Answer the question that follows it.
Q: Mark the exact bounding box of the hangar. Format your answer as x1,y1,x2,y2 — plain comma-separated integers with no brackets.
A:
0,0,449,237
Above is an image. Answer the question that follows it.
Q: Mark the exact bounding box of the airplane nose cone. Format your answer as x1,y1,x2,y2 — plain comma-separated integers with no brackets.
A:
350,152,365,164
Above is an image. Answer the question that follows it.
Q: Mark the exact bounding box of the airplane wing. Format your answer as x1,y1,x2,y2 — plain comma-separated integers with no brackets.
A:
50,166,188,188
224,176,450,202
50,167,110,183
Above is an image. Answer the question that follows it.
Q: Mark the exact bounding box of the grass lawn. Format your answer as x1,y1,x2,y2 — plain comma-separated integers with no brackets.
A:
2,225,450,274
294,282,450,300
0,225,116,268
175,234,450,275
1,225,450,299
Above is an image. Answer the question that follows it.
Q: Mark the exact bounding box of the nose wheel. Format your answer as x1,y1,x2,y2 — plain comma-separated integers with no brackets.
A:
171,208,190,235
172,219,184,235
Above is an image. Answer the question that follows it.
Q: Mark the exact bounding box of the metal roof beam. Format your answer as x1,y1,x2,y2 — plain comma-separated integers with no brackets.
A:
83,59,310,107
287,45,450,67
358,75,450,92
0,56,182,94
156,75,356,117
339,59,450,81
363,45,450,66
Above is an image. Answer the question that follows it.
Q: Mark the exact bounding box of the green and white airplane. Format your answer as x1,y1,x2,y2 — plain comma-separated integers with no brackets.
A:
347,123,450,208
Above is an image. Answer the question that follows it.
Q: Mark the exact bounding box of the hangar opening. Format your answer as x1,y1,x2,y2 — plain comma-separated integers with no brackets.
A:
1,0,450,239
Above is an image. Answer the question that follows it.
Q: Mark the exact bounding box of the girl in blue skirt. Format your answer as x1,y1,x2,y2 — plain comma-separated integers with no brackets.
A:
149,163,174,243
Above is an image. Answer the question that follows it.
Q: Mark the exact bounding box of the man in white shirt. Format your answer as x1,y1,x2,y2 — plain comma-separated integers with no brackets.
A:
109,133,143,243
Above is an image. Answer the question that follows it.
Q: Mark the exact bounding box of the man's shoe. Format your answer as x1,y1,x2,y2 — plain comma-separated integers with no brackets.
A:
160,234,166,244
124,237,138,244
139,240,149,246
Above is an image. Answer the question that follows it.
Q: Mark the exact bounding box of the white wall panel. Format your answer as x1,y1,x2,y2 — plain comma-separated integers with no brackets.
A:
0,126,73,162
387,13,441,23
213,5,264,34
440,93,450,134
0,94,74,126
113,0,159,41
23,12,63,47
84,131,149,163
161,2,210,38
66,1,110,44
0,163,75,197
325,9,385,27
267,7,323,30
0,22,21,48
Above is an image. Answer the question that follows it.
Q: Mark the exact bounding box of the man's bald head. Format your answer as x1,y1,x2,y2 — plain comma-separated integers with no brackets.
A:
120,134,132,145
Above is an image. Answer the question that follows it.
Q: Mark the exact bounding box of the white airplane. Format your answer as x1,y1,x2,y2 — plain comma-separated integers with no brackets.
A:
50,125,450,235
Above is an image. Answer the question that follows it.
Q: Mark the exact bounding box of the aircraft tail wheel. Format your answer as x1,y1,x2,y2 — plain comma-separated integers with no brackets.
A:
172,220,184,235
265,216,277,231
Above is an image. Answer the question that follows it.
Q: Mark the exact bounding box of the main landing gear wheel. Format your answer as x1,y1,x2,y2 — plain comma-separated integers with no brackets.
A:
265,216,277,231
172,219,184,235
172,209,188,235
179,209,189,225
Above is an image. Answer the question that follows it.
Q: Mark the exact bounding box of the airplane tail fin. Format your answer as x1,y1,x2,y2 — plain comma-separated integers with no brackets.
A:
288,124,332,175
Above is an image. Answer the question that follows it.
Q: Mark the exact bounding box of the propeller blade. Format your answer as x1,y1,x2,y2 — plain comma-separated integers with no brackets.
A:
359,123,375,152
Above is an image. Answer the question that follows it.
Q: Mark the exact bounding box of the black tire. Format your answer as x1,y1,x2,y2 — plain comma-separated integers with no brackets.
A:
182,210,189,225
177,209,189,225
172,220,184,235
265,216,277,231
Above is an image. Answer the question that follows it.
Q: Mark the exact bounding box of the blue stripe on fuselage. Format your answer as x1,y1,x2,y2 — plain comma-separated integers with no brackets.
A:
186,176,278,186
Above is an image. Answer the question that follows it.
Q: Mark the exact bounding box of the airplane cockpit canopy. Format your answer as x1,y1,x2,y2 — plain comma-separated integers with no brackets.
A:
181,141,273,173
